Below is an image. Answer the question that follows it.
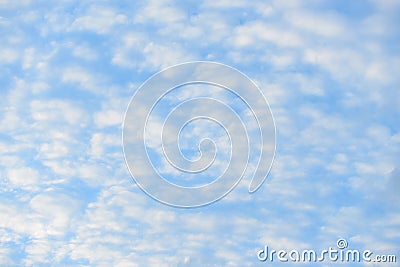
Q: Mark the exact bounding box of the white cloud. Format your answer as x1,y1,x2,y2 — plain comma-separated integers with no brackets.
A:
0,246,13,266
22,47,35,69
61,67,97,92
70,5,127,34
94,110,123,128
90,132,121,158
0,0,399,265
78,164,111,187
201,0,247,9
42,160,77,176
111,32,147,68
134,0,185,24
365,58,400,84
284,10,347,38
38,141,69,159
71,44,98,61
142,42,193,70
6,167,39,189
29,191,80,235
31,99,87,126
0,47,19,63
23,240,52,265
0,0,31,7
230,21,303,48
303,47,366,82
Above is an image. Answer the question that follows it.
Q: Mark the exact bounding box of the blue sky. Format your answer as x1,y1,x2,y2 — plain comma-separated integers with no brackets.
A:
1,0,399,266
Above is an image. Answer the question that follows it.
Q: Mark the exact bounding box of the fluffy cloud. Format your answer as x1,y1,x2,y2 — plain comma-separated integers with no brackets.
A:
0,0,399,266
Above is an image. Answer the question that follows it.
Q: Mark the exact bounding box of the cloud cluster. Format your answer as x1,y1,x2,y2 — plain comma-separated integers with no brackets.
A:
0,0,399,266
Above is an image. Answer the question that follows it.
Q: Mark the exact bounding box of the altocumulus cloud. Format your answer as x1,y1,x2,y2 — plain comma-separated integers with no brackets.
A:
0,0,399,266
